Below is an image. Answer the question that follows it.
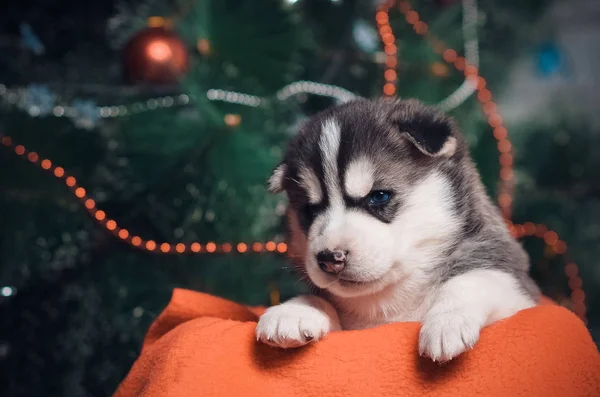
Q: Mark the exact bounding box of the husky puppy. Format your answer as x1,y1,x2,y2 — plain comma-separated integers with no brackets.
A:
256,98,539,362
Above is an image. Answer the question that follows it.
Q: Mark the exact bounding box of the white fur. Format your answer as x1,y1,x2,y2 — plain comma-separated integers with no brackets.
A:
438,136,457,157
319,118,343,207
307,208,395,298
419,269,535,362
268,164,286,193
257,269,534,360
299,166,322,204
391,171,461,274
258,138,532,361
344,157,375,198
403,135,457,157
256,295,341,348
306,171,460,302
325,172,463,329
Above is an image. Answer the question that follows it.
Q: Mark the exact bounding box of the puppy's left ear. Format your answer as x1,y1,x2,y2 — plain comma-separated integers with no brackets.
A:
267,163,287,193
394,101,457,157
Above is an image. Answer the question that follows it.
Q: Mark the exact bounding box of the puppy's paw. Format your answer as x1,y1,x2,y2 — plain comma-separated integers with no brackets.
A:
418,310,481,363
256,301,335,349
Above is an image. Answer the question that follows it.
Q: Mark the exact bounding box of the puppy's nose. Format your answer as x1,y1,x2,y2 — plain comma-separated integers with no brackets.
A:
317,249,347,275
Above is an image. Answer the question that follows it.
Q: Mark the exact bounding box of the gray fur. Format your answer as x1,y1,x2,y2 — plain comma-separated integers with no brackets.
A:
275,98,540,301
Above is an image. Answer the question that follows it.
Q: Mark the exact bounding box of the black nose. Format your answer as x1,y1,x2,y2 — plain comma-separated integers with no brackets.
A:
317,249,347,275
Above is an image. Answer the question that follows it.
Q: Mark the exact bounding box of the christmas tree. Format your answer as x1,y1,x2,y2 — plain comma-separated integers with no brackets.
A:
1,0,597,395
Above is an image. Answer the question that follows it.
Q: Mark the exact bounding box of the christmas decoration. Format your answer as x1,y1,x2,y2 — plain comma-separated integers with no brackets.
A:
20,84,55,116
121,27,189,84
1,0,599,395
224,114,241,127
19,23,45,55
147,16,170,28
535,42,564,77
71,99,100,130
0,81,355,129
197,38,211,56
353,20,379,53
430,62,449,77
1,286,16,297
0,130,583,320
376,5,398,96
106,0,166,50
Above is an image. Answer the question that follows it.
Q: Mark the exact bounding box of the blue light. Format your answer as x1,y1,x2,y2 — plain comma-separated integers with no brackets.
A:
1,286,15,297
536,42,563,77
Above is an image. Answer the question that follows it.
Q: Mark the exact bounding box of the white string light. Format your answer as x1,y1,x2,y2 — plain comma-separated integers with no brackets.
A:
275,81,356,102
0,0,478,123
0,80,357,126
437,0,479,112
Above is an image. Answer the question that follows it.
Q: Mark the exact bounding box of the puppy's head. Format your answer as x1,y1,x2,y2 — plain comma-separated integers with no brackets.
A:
270,98,467,298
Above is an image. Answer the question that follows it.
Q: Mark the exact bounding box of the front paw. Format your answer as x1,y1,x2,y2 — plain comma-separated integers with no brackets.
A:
418,310,482,362
256,302,334,349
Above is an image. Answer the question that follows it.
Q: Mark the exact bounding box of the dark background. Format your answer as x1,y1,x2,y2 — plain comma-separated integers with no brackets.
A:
1,0,598,395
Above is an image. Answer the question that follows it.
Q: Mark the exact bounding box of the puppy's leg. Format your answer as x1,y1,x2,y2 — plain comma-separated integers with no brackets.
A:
256,295,341,348
419,269,535,362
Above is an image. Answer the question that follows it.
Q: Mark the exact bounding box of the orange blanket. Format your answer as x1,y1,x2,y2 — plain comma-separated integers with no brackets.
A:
114,289,600,397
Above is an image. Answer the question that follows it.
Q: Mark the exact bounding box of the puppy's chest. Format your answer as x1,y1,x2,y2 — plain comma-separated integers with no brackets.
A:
338,302,430,330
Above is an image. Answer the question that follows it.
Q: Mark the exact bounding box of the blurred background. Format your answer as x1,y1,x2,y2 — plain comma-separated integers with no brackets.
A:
0,0,598,395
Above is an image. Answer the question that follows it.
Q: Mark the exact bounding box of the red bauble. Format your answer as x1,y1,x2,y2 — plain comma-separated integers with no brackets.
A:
122,27,189,85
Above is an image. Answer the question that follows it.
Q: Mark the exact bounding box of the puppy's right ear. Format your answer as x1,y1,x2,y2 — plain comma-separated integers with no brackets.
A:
390,99,457,158
268,163,287,194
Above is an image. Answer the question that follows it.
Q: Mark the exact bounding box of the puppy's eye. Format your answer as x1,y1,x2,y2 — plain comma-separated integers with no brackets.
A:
368,190,392,207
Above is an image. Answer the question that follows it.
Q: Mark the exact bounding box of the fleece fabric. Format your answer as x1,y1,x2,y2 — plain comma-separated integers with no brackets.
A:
114,288,600,397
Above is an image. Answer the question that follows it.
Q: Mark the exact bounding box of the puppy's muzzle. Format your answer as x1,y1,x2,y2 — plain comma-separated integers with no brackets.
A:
317,249,347,275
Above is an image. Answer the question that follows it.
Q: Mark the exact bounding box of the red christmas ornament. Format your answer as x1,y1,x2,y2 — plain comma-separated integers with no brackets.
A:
122,27,189,85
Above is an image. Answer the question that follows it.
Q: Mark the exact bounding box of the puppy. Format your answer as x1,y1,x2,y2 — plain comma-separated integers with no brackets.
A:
256,98,540,362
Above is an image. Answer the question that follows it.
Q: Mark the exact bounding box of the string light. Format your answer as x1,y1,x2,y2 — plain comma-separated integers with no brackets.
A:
509,221,587,323
0,0,480,126
376,4,398,96
430,62,449,77
383,0,585,320
266,241,276,252
0,2,586,321
269,283,281,306
0,133,287,256
275,81,356,102
0,80,358,124
378,0,479,108
277,242,288,253
197,39,211,56
389,0,513,218
0,117,586,322
147,16,167,28
224,114,241,127
252,242,263,252
5,4,506,250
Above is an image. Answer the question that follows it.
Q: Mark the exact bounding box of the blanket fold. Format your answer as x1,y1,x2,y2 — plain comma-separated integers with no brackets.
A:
114,288,600,397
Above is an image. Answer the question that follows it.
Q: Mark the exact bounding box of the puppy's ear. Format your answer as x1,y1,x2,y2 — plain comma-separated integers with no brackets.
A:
393,100,457,157
267,163,287,194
